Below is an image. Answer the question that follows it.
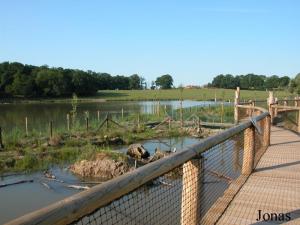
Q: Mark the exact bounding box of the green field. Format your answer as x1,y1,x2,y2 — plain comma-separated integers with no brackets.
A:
93,88,293,101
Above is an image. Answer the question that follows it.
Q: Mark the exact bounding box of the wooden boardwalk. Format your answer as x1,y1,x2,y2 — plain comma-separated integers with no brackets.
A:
217,126,300,225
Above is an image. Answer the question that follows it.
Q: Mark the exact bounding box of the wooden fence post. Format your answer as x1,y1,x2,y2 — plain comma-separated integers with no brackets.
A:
157,101,160,116
49,121,53,138
137,113,140,130
234,87,240,124
242,125,255,175
221,102,224,123
197,116,201,132
97,110,100,122
295,97,298,107
251,100,255,116
86,117,89,132
274,97,278,117
180,100,183,128
268,91,274,124
284,97,288,107
25,117,28,136
0,127,3,150
67,114,70,131
181,157,203,225
263,115,271,147
298,110,300,133
106,114,109,130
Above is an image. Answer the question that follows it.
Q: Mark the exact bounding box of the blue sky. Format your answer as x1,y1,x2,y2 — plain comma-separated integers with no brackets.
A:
0,0,299,86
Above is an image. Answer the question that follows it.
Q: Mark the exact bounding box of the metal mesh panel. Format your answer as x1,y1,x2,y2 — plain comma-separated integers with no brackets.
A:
238,106,261,121
71,131,257,225
277,110,299,132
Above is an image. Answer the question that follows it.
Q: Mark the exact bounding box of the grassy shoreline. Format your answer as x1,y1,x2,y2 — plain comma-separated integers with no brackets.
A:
0,88,294,104
1,105,226,173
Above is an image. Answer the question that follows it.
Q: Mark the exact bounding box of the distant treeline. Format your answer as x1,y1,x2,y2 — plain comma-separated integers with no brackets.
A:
0,62,148,97
208,74,291,90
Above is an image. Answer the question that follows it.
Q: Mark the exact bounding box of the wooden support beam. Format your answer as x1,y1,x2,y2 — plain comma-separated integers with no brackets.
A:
49,121,53,138
0,127,4,150
242,126,255,175
263,115,271,147
25,117,28,136
234,87,240,124
66,114,70,131
181,157,203,225
268,91,275,124
298,110,300,133
86,117,89,132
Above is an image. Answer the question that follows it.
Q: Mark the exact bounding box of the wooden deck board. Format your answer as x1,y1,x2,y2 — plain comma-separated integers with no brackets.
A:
217,126,300,225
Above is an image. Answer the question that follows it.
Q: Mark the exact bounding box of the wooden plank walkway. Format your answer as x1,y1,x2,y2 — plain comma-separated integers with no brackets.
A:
217,126,300,225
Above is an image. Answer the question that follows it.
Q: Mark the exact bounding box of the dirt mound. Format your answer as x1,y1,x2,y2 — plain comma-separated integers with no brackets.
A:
69,153,131,179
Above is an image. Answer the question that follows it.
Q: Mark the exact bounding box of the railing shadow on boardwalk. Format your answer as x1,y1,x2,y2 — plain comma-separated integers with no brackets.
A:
254,160,300,172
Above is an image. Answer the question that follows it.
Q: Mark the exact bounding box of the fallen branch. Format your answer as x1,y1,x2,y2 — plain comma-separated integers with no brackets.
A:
0,179,33,188
78,181,102,185
40,182,51,190
66,184,90,190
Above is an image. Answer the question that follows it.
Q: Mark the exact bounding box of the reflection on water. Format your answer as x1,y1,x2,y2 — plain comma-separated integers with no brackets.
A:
0,100,224,133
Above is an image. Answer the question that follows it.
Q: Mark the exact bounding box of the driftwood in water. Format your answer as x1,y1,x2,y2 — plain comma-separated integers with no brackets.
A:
40,182,51,190
152,117,172,130
0,179,33,188
78,181,102,185
66,184,90,190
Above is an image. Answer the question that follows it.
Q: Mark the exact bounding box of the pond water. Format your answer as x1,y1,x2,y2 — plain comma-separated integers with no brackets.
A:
0,136,202,224
0,100,224,133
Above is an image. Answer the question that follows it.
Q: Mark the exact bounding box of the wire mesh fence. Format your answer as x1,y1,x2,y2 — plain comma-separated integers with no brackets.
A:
71,116,269,225
276,108,299,132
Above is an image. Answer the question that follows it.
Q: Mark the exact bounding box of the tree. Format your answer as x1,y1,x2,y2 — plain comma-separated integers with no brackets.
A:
129,74,141,89
279,76,290,88
0,61,153,98
265,75,280,90
155,74,173,89
289,73,300,94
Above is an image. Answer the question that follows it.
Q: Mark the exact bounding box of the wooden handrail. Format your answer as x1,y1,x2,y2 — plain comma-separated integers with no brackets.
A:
236,104,268,113
6,111,270,225
271,105,300,110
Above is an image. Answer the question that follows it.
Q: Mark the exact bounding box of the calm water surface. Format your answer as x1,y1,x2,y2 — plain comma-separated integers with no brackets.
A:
0,100,223,133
